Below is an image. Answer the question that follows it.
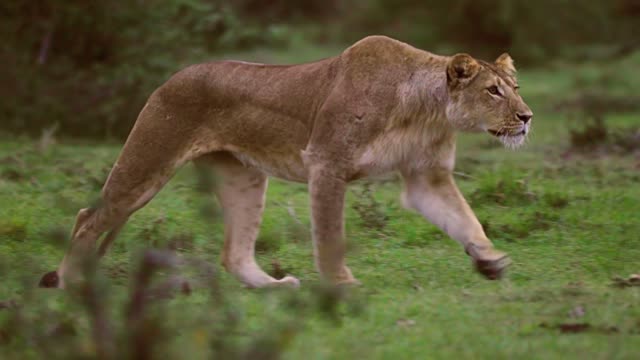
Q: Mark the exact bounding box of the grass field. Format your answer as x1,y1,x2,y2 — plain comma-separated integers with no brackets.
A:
1,48,639,359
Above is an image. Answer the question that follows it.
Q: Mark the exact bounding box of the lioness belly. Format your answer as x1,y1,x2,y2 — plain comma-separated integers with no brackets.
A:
209,107,312,182
231,151,308,183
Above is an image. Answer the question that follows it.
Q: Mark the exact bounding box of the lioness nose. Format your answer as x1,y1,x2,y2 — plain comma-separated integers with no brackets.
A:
516,112,533,124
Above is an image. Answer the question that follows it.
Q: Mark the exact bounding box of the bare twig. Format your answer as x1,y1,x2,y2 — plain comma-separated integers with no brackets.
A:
38,123,58,153
453,171,475,180
286,200,304,225
37,30,53,65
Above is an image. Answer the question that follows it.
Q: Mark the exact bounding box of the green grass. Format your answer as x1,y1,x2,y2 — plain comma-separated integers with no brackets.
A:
1,49,640,359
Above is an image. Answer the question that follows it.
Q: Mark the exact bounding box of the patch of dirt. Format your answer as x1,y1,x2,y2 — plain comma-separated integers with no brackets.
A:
0,328,8,344
1,167,25,182
0,299,18,310
566,116,640,156
539,322,619,334
569,116,608,151
611,274,640,288
255,230,283,254
269,260,289,280
543,192,570,209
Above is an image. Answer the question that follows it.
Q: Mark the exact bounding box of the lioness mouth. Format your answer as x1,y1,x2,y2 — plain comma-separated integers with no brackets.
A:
488,129,526,137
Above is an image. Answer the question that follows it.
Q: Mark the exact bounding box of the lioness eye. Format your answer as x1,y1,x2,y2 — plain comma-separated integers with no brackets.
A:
487,85,500,95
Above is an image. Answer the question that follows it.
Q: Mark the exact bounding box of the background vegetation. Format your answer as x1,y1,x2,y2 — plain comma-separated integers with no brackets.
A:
2,0,639,138
1,1,639,359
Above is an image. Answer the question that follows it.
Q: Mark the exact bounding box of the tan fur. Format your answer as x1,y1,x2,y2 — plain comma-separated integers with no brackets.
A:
46,36,533,289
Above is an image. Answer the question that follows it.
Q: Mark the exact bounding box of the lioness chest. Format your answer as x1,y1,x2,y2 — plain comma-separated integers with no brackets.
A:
354,121,456,178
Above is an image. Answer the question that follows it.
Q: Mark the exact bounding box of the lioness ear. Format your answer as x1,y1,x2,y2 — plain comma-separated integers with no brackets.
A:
447,53,480,89
495,53,516,76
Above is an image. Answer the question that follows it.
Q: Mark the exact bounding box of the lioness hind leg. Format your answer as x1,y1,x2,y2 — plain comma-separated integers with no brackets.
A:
39,207,99,288
197,152,299,288
40,97,208,288
41,168,176,289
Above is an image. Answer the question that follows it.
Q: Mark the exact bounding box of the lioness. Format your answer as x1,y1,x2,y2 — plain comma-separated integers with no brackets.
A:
40,35,532,289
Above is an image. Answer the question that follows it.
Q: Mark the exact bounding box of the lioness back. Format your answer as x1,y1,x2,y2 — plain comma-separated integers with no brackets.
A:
149,56,348,180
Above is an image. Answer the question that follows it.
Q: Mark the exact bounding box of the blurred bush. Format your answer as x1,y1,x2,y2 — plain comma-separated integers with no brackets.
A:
0,247,350,359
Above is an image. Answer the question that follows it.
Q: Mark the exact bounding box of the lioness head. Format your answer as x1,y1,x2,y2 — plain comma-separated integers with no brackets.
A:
445,53,533,148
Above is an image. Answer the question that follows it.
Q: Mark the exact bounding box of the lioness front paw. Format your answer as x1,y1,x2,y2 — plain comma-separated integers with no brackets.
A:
465,245,511,280
39,270,61,288
473,255,511,280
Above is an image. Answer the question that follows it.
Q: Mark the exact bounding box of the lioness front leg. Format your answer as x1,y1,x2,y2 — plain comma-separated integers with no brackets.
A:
401,168,511,279
307,165,358,285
